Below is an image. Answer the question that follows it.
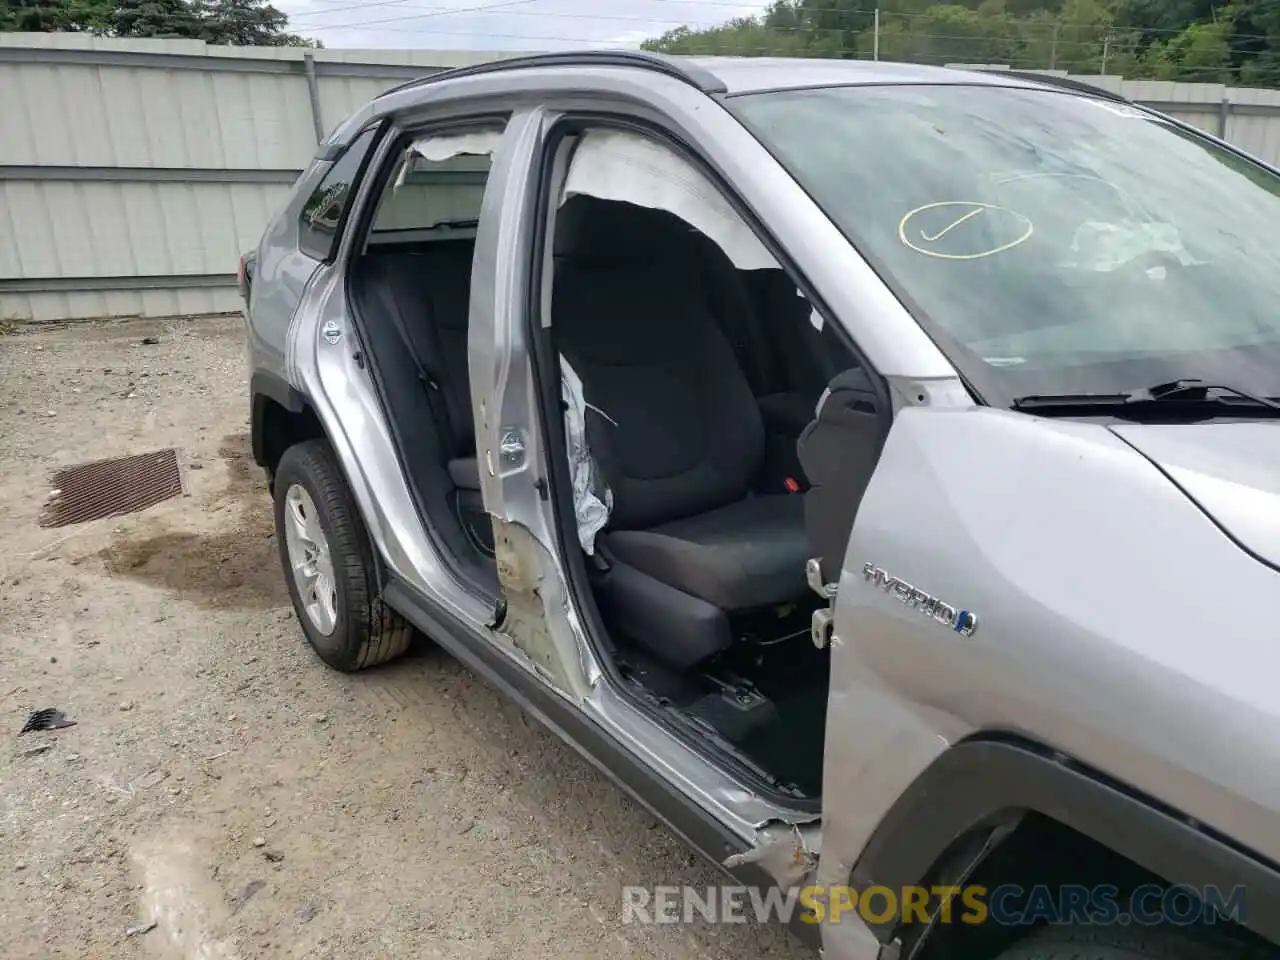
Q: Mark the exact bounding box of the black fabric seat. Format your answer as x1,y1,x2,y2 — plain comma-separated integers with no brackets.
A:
552,197,810,668
353,238,498,578
361,241,480,491
415,242,482,492
797,367,884,584
605,494,807,610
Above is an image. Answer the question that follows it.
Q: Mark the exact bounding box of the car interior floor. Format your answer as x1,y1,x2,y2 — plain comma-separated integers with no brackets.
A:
612,603,831,800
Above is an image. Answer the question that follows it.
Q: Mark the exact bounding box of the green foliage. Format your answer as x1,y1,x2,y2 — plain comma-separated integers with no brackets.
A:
0,0,316,45
864,4,1024,65
194,0,308,47
112,0,198,38
642,0,1280,87
1145,19,1233,81
646,16,830,56
0,0,113,32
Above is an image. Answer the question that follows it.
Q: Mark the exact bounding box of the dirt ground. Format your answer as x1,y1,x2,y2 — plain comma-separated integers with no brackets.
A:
0,315,809,960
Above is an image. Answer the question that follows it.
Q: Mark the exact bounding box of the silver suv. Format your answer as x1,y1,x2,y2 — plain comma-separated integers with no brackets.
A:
241,52,1280,960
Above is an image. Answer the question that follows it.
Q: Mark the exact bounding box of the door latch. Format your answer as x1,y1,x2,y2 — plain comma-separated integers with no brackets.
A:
806,557,838,650
499,429,526,468
811,607,834,650
806,557,836,600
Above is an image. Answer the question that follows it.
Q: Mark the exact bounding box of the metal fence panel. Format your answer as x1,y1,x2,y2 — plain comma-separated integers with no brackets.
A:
0,180,290,278
1,286,242,324
3,35,1280,323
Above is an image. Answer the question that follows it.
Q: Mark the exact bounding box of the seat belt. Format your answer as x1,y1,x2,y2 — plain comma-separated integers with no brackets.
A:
371,278,459,461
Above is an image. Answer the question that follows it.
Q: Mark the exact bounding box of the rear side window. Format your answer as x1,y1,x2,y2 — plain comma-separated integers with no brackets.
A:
365,127,504,244
299,126,379,261
372,152,491,235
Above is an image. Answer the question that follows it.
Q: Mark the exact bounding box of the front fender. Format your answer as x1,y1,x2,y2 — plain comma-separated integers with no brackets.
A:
818,406,1280,954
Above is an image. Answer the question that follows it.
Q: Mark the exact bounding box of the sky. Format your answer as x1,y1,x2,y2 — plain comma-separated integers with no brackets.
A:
272,0,772,51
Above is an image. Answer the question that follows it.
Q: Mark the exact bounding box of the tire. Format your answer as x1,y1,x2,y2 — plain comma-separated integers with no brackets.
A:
994,923,1256,960
273,439,412,671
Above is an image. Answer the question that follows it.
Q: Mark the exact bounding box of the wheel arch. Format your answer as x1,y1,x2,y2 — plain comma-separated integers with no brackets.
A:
251,377,390,597
250,371,325,478
848,736,1280,953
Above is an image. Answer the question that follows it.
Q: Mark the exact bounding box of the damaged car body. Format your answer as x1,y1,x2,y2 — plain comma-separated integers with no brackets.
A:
244,52,1280,960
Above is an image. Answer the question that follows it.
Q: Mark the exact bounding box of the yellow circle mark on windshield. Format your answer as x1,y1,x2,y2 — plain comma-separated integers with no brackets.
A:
899,202,1034,260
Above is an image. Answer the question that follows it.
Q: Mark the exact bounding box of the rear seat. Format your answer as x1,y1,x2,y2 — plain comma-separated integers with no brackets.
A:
360,240,479,490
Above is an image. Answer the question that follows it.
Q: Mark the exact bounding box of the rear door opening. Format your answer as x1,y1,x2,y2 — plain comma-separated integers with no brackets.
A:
343,123,509,600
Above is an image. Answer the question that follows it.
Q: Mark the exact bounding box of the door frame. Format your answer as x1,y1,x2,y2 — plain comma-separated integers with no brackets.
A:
468,81,834,824
512,107,888,807
324,105,514,617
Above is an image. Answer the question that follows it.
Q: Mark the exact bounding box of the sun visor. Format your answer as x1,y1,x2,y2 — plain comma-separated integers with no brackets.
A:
560,129,779,272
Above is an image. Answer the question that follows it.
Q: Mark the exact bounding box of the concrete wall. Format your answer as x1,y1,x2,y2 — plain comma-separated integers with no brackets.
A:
3,34,1280,323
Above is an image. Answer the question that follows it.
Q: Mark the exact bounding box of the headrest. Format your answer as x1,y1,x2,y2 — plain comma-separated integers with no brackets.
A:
553,195,699,265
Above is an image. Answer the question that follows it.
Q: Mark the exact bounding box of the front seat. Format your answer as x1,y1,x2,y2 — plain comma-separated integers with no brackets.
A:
552,196,810,670
797,367,884,585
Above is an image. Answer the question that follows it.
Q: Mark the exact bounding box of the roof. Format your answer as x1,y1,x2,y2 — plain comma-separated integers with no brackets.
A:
377,50,1091,106
681,56,1053,96
345,51,1114,156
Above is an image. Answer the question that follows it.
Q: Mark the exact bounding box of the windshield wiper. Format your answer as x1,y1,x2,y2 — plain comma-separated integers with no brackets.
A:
1013,378,1280,415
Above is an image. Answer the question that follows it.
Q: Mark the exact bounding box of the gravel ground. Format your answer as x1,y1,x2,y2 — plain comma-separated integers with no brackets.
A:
0,315,810,960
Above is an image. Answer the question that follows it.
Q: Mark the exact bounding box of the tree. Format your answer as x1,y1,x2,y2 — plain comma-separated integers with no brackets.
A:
1112,0,1224,40
787,0,878,55
0,0,112,32
193,0,311,46
1229,0,1280,86
1146,19,1233,81
642,0,1280,87
1015,0,1115,74
0,0,317,46
644,16,820,56
859,4,1023,65
112,0,198,38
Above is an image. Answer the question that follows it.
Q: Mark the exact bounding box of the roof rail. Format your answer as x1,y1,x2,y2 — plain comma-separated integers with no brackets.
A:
377,50,727,101
993,69,1130,103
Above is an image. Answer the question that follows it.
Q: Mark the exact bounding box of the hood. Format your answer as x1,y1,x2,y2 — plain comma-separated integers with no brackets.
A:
1110,421,1280,569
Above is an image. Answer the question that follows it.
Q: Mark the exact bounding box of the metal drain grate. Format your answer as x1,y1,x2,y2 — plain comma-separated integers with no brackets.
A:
39,448,185,528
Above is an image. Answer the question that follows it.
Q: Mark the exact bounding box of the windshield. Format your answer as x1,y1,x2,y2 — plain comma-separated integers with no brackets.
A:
733,83,1280,404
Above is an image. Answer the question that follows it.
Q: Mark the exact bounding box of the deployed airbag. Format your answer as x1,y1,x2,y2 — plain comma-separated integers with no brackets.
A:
562,355,613,555
560,129,779,272
395,130,501,188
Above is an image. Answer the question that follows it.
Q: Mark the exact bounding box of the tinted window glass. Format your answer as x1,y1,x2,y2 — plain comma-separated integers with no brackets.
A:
299,126,379,260
371,150,491,236
735,85,1280,404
